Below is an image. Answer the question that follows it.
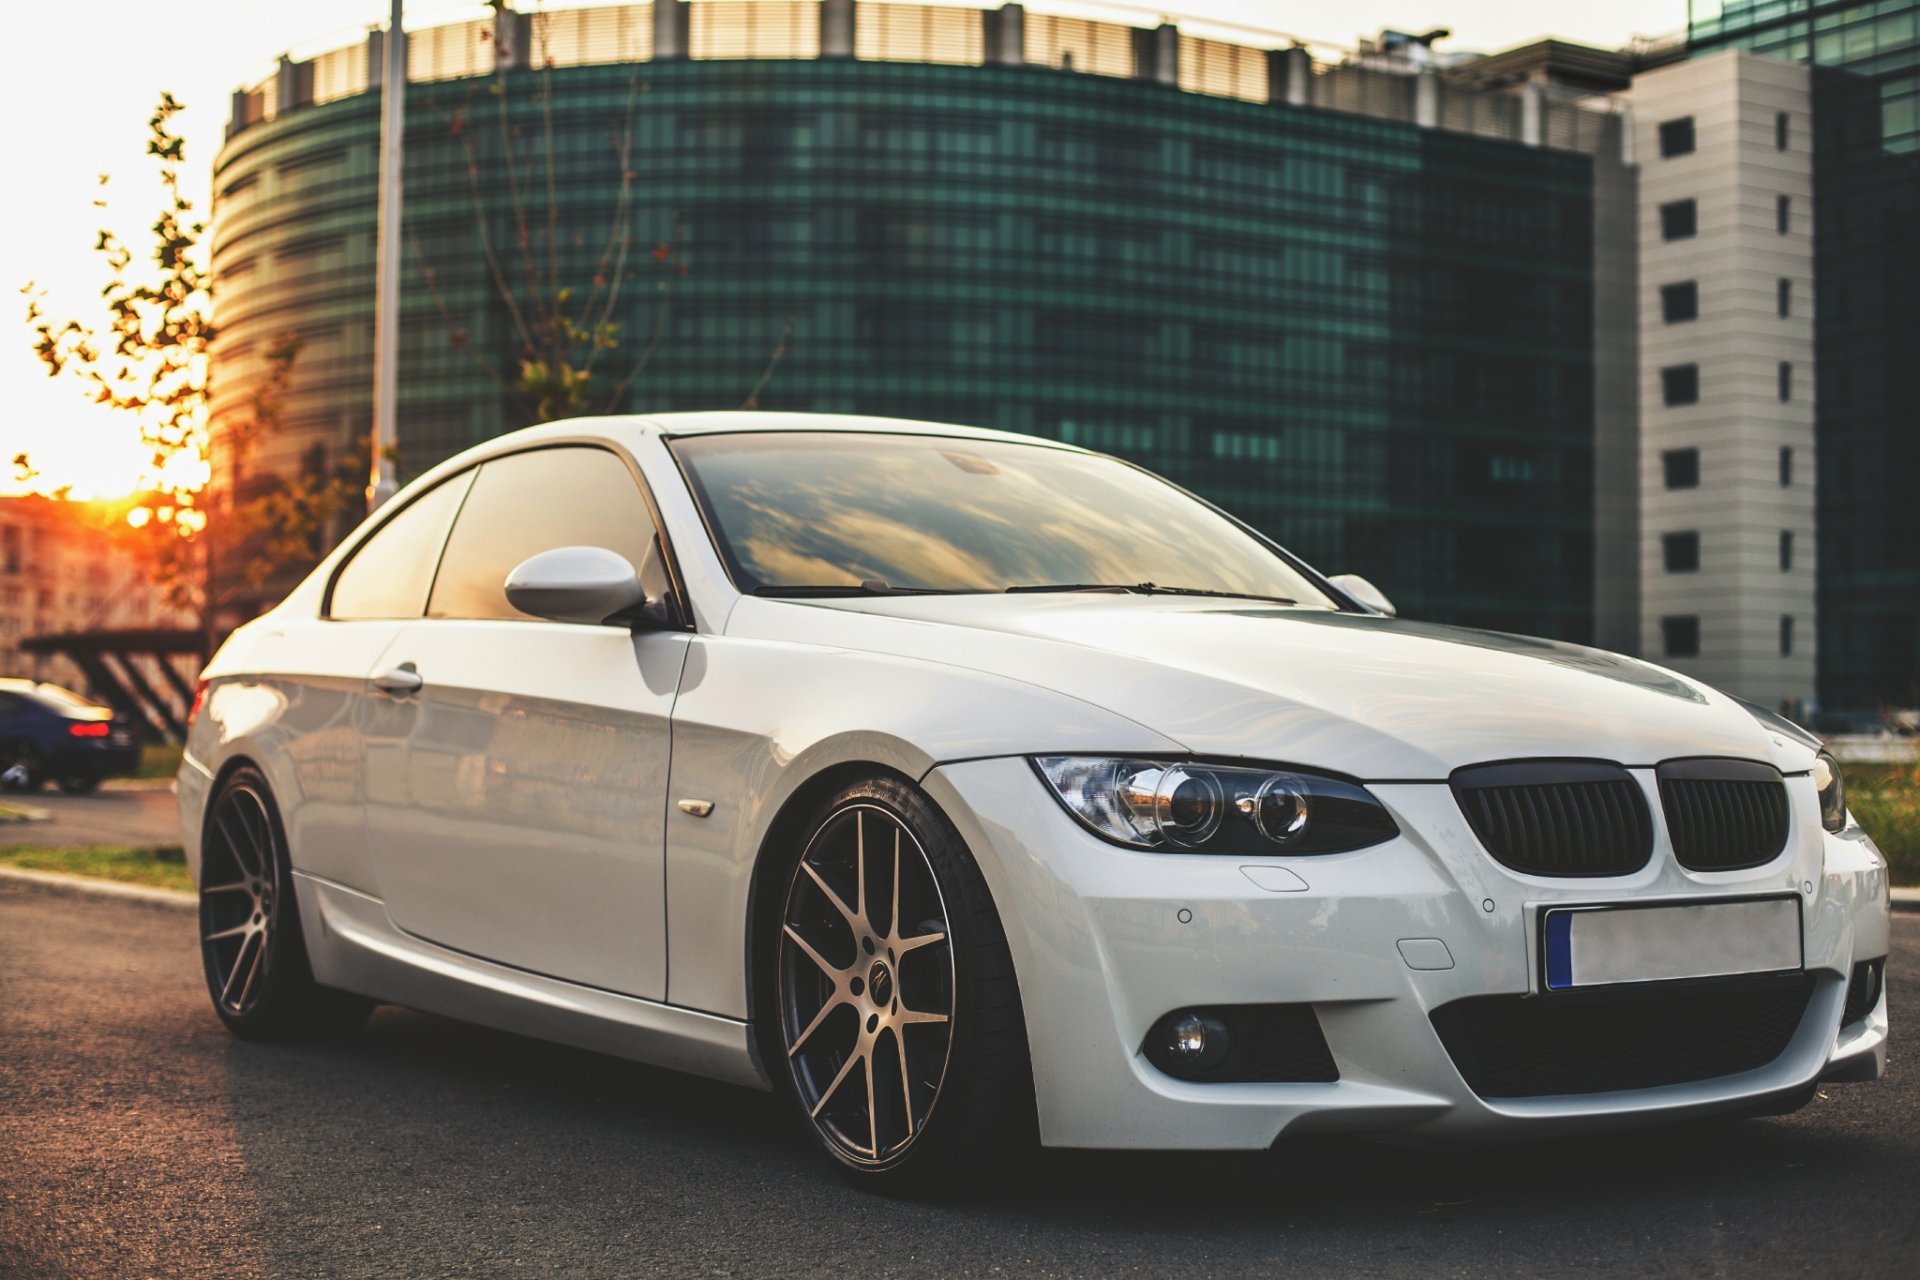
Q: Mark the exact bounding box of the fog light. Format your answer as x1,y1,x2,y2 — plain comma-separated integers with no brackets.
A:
1159,1011,1230,1075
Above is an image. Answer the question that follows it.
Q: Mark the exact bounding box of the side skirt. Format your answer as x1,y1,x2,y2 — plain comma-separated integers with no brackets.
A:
294,871,768,1091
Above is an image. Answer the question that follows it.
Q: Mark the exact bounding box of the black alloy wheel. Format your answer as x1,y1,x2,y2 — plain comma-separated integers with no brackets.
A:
198,767,372,1039
768,776,1033,1192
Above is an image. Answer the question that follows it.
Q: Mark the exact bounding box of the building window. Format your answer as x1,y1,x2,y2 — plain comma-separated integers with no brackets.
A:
1662,364,1700,406
1777,278,1792,317
1778,361,1793,401
1779,615,1794,656
1663,531,1701,573
1663,616,1701,658
1779,530,1794,571
1776,111,1789,150
1777,194,1791,234
1659,199,1697,240
1664,447,1700,490
1659,117,1696,157
1779,446,1794,486
1661,281,1699,323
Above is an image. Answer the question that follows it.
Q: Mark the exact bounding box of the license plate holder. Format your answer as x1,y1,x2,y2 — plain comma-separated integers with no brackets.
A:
1541,897,1803,992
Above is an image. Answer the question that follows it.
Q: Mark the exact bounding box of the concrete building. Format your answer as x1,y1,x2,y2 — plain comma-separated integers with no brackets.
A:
1627,52,1818,711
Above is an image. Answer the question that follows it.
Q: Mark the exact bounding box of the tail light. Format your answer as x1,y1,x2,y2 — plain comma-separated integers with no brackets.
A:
188,678,210,726
69,721,111,738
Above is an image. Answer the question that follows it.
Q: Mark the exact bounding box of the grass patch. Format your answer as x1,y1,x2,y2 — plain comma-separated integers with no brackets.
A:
0,804,35,823
0,844,191,893
136,743,185,780
1846,761,1920,886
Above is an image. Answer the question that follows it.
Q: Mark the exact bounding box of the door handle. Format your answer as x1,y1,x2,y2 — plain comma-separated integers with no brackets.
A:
371,665,423,697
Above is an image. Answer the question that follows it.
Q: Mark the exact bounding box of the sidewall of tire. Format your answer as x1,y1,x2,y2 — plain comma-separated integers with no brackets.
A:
756,774,1034,1190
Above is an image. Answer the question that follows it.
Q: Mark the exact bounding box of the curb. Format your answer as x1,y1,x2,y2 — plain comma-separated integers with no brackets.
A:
1894,887,1920,914
101,778,178,793
0,863,194,910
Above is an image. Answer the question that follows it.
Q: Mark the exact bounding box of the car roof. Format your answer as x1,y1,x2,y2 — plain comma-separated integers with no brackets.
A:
618,411,1086,451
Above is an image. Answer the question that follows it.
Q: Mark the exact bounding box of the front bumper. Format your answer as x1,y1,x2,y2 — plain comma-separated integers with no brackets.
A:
922,757,1890,1150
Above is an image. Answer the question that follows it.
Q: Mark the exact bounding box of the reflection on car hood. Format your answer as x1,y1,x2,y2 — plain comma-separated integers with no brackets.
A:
726,595,1809,779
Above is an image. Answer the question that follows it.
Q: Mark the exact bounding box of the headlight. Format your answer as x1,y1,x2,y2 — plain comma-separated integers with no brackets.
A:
1033,757,1398,854
1812,750,1848,833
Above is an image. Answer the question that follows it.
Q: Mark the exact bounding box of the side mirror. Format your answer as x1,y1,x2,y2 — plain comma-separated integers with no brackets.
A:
1327,573,1396,617
504,546,650,626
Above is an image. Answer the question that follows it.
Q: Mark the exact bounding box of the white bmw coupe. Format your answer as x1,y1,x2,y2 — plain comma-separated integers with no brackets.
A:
180,413,1890,1190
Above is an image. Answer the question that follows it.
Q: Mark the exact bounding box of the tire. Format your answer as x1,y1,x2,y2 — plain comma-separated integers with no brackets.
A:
198,766,373,1040
759,774,1035,1193
1,743,45,793
56,773,102,795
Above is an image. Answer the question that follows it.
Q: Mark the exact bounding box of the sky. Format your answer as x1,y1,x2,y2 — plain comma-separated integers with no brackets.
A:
0,0,1687,498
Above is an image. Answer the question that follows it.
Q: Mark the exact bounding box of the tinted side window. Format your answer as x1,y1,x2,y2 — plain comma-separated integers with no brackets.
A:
427,447,666,621
328,472,474,620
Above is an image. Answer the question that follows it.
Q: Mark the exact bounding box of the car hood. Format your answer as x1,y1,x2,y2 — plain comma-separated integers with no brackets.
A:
725,595,1809,780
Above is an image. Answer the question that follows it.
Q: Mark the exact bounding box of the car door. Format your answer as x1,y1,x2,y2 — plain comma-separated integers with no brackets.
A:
265,468,475,894
361,444,688,1000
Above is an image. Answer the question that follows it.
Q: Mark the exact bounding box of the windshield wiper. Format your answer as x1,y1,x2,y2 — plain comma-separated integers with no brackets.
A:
1006,582,1297,605
753,581,970,598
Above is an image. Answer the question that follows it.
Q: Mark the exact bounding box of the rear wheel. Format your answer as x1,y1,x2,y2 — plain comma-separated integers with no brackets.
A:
765,775,1034,1193
56,773,102,795
1,742,44,793
199,766,372,1040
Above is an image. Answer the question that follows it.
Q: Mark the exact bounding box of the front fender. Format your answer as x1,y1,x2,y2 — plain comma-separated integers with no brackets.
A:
661,633,1181,1017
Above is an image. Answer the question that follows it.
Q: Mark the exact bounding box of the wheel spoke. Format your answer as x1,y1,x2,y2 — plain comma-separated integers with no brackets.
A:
863,1050,879,1157
235,928,267,1009
890,833,902,942
216,812,259,877
204,921,252,944
782,924,841,980
799,861,858,929
899,1005,949,1026
787,995,844,1059
894,1028,916,1140
200,880,250,896
895,929,946,956
854,811,868,923
237,797,271,863
219,931,257,1006
809,1047,865,1119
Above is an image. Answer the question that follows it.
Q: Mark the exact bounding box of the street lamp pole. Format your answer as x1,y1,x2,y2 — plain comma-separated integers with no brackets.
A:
368,0,405,512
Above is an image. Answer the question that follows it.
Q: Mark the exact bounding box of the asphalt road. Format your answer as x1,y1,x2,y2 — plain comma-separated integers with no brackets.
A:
1,881,1914,1280
2,785,180,849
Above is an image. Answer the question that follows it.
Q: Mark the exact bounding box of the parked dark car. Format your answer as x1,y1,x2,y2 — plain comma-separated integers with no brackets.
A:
0,679,140,794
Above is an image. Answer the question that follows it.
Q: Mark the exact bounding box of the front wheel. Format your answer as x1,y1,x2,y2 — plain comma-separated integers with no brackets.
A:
56,773,102,795
199,766,373,1040
765,776,1034,1193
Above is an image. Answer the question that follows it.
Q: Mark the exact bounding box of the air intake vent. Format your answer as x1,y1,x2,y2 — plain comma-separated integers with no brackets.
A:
1450,760,1653,877
1657,758,1791,871
1430,972,1814,1098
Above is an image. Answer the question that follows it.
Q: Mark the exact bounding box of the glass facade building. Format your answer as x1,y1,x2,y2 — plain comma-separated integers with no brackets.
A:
1690,0,1920,709
211,2,1606,639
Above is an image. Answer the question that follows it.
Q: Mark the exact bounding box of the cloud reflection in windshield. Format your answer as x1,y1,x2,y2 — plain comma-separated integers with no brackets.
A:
672,432,1334,604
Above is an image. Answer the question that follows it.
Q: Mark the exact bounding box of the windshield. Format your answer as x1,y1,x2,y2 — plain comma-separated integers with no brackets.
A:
669,431,1337,605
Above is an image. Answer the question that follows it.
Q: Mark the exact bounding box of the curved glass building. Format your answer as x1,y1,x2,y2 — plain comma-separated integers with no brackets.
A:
210,2,1624,639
